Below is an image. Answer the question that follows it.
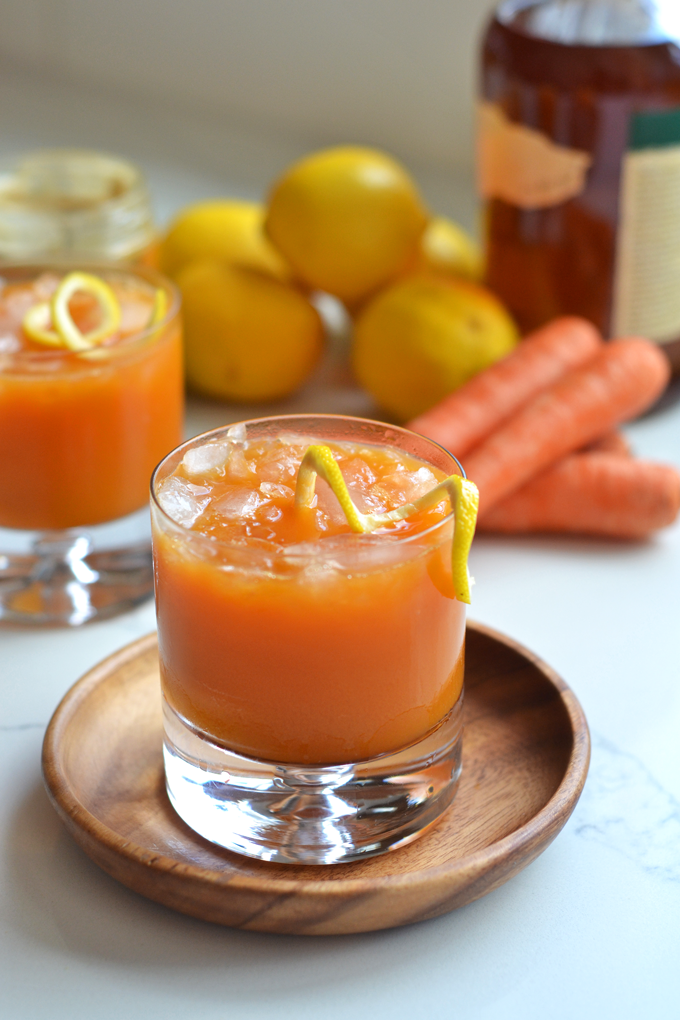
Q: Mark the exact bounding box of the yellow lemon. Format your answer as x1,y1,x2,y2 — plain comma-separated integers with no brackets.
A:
352,275,518,421
265,146,428,305
177,260,323,402
161,200,290,281
415,216,483,281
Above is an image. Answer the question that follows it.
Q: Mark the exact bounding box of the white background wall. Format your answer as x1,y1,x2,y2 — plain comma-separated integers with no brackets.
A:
0,0,499,174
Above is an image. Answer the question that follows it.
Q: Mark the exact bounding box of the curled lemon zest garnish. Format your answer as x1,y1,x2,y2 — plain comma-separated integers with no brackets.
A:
148,287,168,327
52,272,121,350
21,303,63,347
22,272,121,351
295,444,479,603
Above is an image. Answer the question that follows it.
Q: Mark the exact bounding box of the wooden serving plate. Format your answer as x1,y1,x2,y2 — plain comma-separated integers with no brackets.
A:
42,624,589,935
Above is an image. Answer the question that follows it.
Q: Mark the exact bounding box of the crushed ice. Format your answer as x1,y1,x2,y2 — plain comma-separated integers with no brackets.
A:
182,424,248,478
212,487,270,519
259,482,294,500
225,445,257,482
182,441,231,477
256,441,304,483
226,422,247,443
157,476,212,526
0,334,22,353
372,466,438,506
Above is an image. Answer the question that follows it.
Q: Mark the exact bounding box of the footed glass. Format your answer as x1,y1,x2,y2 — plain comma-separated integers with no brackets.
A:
152,415,468,865
0,262,183,626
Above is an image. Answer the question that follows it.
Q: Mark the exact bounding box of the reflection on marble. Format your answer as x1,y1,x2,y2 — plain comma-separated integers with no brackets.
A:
573,733,680,882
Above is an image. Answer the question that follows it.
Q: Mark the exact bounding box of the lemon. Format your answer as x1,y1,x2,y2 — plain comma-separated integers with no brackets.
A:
161,200,290,281
177,259,323,402
265,146,428,305
416,216,483,281
352,275,518,421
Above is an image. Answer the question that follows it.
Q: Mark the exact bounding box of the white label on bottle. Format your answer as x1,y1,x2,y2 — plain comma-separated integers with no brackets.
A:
612,145,680,343
477,102,592,209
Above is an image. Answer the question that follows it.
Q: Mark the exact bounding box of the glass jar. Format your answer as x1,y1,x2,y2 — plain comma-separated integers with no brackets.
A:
0,262,183,626
0,150,157,265
480,0,680,377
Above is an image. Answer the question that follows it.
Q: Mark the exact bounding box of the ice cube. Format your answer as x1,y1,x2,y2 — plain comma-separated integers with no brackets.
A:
257,441,304,483
0,333,22,353
341,457,377,492
372,466,438,507
410,466,439,494
260,482,294,501
357,490,389,514
157,476,212,526
338,456,382,513
261,504,283,523
314,478,350,526
182,442,231,477
225,446,257,482
116,282,155,334
213,486,269,519
227,422,247,443
3,285,44,326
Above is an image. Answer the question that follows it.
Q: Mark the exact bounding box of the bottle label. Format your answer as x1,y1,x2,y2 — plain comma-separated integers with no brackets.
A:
612,108,680,344
477,101,592,209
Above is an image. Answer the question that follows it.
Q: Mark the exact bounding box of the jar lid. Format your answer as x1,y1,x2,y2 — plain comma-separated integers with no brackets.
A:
0,150,156,261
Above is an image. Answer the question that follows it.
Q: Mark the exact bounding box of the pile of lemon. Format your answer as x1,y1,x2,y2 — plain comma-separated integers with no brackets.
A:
161,147,518,420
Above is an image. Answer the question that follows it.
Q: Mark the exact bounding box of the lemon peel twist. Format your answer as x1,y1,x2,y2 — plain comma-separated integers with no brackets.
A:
22,272,121,351
148,287,168,327
21,303,63,347
295,444,479,603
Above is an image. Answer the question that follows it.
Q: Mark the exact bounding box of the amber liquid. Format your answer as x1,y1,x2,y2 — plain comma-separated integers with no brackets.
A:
482,15,680,374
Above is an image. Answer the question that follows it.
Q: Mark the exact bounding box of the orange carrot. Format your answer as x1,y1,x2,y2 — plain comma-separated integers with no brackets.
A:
585,431,631,456
463,338,670,510
478,453,680,538
407,316,601,457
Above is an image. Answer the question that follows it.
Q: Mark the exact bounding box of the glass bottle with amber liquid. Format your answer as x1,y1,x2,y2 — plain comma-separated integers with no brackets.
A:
480,0,680,377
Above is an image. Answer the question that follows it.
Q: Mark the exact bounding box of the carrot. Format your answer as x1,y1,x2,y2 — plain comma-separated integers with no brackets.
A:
478,453,680,538
585,431,631,456
407,316,602,457
462,338,670,510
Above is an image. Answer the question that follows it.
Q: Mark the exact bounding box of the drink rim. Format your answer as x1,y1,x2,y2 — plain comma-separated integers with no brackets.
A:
0,260,180,368
150,413,465,554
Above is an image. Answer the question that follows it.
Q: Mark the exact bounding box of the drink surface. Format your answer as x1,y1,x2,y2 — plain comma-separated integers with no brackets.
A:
153,430,466,765
0,270,183,530
0,271,158,354
157,427,451,546
482,2,680,375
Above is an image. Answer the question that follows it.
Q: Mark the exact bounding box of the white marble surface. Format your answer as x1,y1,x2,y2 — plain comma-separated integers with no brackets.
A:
2,65,680,1020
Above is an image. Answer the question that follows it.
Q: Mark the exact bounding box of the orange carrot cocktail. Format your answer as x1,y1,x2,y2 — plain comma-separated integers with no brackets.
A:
152,415,478,864
0,264,183,625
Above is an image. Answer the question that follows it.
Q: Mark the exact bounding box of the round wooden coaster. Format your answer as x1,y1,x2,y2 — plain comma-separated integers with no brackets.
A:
42,623,589,935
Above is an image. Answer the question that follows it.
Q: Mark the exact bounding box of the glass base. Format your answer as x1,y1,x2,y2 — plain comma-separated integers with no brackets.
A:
163,695,464,865
0,508,153,626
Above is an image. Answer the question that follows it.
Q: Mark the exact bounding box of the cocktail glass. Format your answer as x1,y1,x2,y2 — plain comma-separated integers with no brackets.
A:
0,262,183,625
152,415,467,865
